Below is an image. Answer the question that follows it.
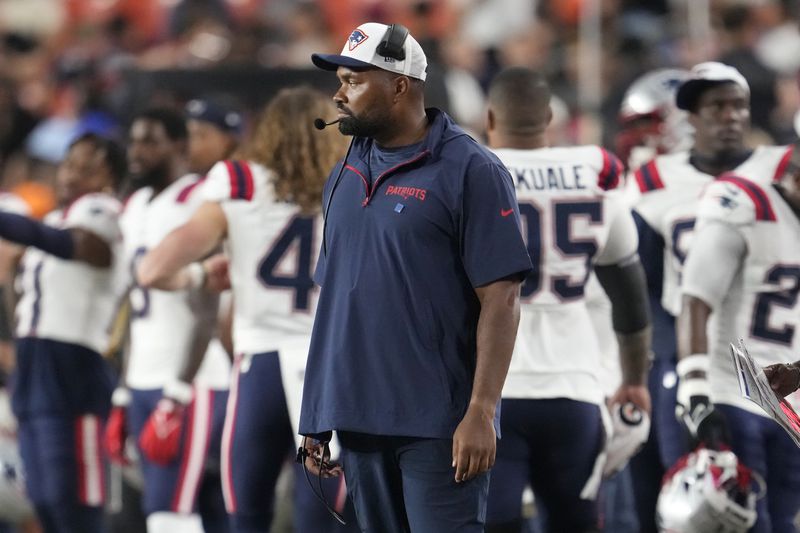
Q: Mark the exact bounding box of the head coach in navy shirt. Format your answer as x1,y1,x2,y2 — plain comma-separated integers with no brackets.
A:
298,22,533,532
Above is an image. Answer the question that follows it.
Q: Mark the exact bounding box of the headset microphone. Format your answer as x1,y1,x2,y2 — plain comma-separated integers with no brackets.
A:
314,118,341,130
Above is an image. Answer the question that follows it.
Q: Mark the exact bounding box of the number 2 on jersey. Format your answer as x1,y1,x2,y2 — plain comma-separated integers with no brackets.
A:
519,200,602,300
257,216,315,311
751,265,800,345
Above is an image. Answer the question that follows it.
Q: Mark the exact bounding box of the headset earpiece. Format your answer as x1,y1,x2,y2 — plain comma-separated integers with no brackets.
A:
376,24,409,61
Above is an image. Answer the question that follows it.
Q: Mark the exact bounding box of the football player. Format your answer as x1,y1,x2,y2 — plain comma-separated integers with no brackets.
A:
615,68,692,172
0,133,126,533
484,67,652,533
137,87,356,532
677,161,800,531
184,96,241,533
628,61,794,532
108,108,228,533
185,99,241,175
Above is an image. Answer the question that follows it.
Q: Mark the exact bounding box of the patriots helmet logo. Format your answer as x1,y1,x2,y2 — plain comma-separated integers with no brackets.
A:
348,29,369,51
719,195,738,209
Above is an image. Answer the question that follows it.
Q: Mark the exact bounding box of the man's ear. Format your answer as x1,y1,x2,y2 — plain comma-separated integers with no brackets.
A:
394,76,410,102
487,107,496,132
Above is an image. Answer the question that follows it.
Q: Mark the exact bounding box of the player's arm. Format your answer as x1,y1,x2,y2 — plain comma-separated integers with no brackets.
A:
452,276,521,483
676,221,746,441
138,283,220,466
218,295,234,360
594,199,652,413
0,210,112,267
137,201,228,291
178,289,220,385
452,160,531,483
595,258,652,409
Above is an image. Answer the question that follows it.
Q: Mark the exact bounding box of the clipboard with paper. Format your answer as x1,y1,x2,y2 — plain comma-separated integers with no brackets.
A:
729,339,800,448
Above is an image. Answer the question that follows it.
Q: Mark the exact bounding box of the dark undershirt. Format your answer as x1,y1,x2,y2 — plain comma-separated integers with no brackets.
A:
368,141,424,186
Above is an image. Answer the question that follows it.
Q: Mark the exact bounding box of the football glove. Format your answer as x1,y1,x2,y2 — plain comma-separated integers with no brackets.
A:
604,402,651,477
676,354,713,438
104,387,131,465
139,380,192,466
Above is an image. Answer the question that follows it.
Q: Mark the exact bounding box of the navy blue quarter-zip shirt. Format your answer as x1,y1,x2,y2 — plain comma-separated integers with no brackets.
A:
299,109,532,439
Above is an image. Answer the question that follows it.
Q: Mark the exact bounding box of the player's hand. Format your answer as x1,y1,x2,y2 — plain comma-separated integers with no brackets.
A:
104,388,131,465
139,381,193,465
452,403,496,483
763,362,800,399
299,438,342,478
676,354,713,438
202,254,230,292
610,384,651,415
139,398,186,465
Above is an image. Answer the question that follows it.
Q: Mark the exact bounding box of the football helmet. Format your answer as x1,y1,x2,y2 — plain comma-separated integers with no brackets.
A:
616,68,693,170
603,402,650,477
657,447,759,533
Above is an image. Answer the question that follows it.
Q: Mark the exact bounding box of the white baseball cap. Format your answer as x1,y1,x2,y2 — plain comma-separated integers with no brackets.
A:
311,22,428,81
675,61,750,111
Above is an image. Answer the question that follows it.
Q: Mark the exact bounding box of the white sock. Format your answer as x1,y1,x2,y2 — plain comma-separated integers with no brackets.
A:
146,512,204,533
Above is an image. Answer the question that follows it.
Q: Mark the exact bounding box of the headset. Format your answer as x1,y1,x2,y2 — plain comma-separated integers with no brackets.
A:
376,23,409,61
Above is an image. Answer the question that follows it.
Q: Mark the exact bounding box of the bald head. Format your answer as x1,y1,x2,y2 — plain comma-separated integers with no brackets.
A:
487,67,552,142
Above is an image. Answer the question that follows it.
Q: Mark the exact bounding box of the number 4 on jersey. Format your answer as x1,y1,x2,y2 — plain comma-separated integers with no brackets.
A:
257,216,316,311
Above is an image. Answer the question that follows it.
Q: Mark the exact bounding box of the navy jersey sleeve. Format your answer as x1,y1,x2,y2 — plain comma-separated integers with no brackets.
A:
460,161,532,287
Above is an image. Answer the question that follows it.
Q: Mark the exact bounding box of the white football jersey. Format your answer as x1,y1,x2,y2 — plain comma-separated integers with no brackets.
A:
629,145,792,316
120,175,229,389
15,193,124,354
683,176,800,416
202,160,320,354
0,193,29,216
493,146,637,405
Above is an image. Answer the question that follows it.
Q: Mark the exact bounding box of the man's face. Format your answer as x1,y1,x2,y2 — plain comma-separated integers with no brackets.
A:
690,83,750,155
333,66,394,138
55,141,110,206
127,119,178,187
187,119,237,174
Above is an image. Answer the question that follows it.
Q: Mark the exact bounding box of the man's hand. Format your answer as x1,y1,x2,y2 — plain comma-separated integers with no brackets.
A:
299,438,342,478
610,384,651,415
138,380,193,465
764,362,800,399
452,404,496,483
202,254,230,292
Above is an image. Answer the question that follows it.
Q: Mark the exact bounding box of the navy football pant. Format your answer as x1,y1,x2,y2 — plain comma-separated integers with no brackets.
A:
339,431,489,533
629,356,689,533
13,338,112,533
486,398,603,533
18,415,105,533
716,403,800,533
128,386,228,519
221,353,295,532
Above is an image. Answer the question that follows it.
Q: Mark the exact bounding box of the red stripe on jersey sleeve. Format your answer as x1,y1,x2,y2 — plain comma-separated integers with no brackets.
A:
773,146,794,182
224,160,240,199
238,160,255,201
634,160,664,193
717,174,776,221
598,148,622,190
176,178,206,203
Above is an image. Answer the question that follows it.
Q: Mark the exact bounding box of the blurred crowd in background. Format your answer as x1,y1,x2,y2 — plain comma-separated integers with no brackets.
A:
0,0,797,214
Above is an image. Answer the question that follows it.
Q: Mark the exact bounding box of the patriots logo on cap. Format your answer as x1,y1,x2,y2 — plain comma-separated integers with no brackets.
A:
348,29,368,51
